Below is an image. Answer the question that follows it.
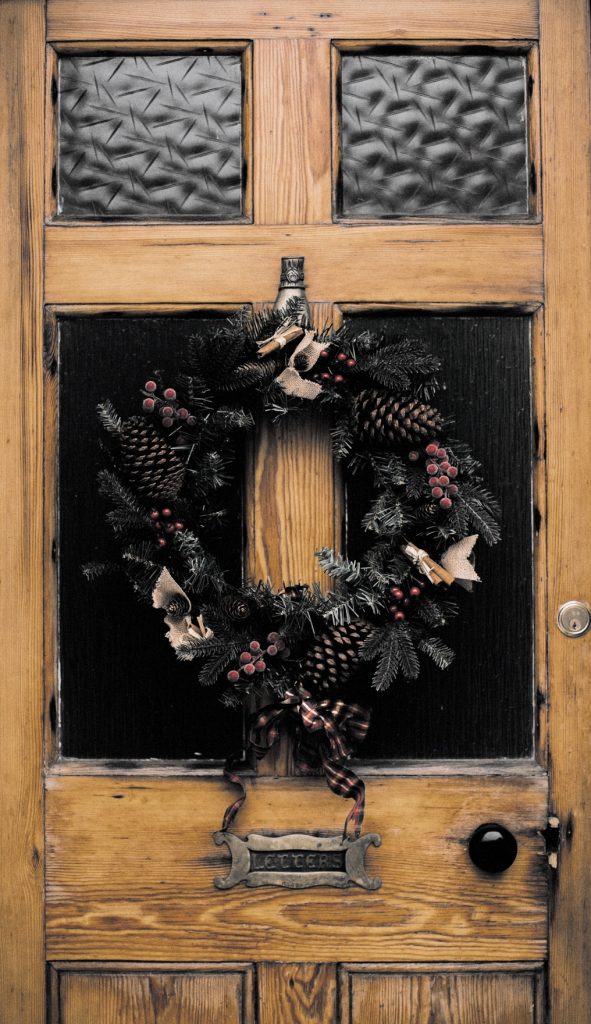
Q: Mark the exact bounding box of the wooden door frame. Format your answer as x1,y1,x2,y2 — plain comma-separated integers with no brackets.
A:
1,1,591,1019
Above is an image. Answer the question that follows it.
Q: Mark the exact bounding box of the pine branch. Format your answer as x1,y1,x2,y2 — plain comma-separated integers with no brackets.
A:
362,494,406,536
81,560,117,581
330,414,355,460
418,636,455,670
396,624,421,680
456,491,501,545
98,470,143,515
316,548,363,584
198,646,242,686
106,508,147,536
97,399,123,435
367,625,402,691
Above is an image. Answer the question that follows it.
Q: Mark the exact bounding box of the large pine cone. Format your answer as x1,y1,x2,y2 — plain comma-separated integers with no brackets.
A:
354,389,443,445
119,416,185,501
302,620,373,697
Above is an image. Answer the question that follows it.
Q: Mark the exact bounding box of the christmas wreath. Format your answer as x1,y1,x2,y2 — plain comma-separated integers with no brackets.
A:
88,302,500,836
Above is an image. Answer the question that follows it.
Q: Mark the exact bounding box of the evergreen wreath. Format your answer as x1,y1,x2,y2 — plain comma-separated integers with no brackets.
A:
87,303,501,715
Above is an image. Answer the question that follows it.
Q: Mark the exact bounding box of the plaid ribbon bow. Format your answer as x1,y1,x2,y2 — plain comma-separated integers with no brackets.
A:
221,688,370,840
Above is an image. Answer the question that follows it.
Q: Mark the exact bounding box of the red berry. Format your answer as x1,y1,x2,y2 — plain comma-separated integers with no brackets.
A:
438,475,450,486
425,443,438,455
163,387,177,400
447,466,458,478
242,662,255,676
428,476,439,487
388,604,398,614
426,463,438,475
178,408,189,419
161,405,174,417
145,380,157,392
254,660,266,673
319,349,330,359
440,496,453,509
394,611,406,622
408,451,420,462
275,639,286,651
249,640,261,652
162,417,173,428
143,397,155,412
336,352,347,361
390,586,404,600
345,358,356,368
333,374,344,384
279,647,291,659
149,509,160,521
164,523,175,534
157,537,167,548
154,521,163,531
239,651,253,665
447,484,459,495
409,586,421,598
321,372,331,380
267,632,280,643
174,521,185,531
227,670,240,683
436,448,447,459
161,508,172,517
187,416,197,427
439,460,450,471
266,644,278,656
431,486,443,498
403,597,411,607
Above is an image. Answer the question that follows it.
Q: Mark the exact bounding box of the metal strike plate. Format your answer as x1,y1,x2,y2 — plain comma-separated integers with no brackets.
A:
213,831,381,890
557,600,591,637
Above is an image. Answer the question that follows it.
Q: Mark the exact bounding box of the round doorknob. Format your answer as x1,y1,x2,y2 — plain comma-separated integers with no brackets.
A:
468,823,518,873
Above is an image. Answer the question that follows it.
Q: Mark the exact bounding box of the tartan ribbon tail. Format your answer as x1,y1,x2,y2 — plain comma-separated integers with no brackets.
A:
321,752,366,841
220,757,247,833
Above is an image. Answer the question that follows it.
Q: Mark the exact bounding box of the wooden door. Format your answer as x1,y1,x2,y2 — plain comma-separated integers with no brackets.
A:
2,1,591,1021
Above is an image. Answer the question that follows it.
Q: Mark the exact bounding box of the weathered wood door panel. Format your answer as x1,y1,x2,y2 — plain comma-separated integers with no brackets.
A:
2,2,591,1022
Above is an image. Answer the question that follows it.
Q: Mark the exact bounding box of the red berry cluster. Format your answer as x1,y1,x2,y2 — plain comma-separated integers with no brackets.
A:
386,581,424,622
142,380,196,430
226,632,290,684
149,506,185,548
312,347,356,386
409,442,459,510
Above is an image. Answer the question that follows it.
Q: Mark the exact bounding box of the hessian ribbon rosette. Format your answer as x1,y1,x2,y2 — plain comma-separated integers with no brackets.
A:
221,688,371,840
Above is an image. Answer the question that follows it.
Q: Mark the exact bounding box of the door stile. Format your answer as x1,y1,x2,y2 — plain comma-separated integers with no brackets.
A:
540,0,591,1020
0,1,46,1022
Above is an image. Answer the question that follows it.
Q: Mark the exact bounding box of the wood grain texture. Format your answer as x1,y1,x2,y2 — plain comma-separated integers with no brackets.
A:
0,2,45,1022
254,40,331,224
340,964,544,1024
46,773,547,962
258,963,337,1024
47,1,539,40
50,964,254,1024
247,302,337,589
45,224,543,305
540,0,591,1020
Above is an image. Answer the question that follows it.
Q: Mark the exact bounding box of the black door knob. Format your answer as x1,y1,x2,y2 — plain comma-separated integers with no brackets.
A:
468,823,518,873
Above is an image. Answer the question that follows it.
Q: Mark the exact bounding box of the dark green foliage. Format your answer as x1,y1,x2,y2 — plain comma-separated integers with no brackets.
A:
91,306,501,702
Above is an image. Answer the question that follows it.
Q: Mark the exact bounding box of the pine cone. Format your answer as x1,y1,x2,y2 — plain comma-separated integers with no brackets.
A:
221,594,251,621
302,620,373,697
219,358,280,392
119,417,185,501
354,389,443,445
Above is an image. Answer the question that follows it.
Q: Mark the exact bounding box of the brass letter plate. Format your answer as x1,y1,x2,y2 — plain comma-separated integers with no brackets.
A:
213,831,381,890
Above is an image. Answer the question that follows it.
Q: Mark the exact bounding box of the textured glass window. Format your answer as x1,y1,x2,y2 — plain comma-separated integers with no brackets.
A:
57,53,245,220
339,52,529,219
